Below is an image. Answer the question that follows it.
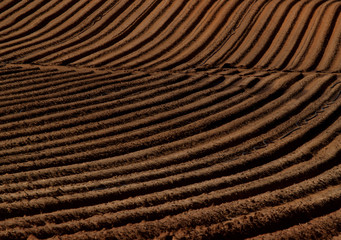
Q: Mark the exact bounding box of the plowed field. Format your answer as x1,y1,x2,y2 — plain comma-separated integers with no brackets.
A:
0,0,340,239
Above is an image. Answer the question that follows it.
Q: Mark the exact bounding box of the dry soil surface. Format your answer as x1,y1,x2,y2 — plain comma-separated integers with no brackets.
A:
0,0,340,239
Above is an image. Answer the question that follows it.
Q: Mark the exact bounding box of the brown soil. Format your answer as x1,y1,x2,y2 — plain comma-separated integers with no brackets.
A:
0,0,340,239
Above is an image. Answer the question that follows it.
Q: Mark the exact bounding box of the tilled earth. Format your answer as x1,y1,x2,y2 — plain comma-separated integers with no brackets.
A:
0,0,340,239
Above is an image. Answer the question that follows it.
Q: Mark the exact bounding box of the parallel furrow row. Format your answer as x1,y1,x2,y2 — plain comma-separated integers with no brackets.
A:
0,0,340,239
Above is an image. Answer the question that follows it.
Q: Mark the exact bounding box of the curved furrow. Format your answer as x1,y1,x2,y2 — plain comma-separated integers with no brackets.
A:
225,0,329,69
216,0,323,70
0,77,332,193
0,134,339,239
64,0,189,69
0,0,69,43
0,73,322,174
0,70,141,108
295,3,341,71
0,72,247,139
0,73,148,118
54,0,167,66
3,156,341,238
1,106,339,205
95,0,210,70
141,0,258,71
0,0,95,57
155,0,273,71
184,0,260,69
75,0,222,68
208,0,285,68
0,76,232,171
0,1,29,26
281,0,337,70
0,73,193,136
115,0,247,71
200,0,272,70
0,0,49,34
0,70,98,101
247,208,341,240
0,68,48,86
0,75,330,182
66,1,219,67
315,10,341,72
0,0,17,13
164,185,341,240
0,74,234,157
5,112,341,204
231,0,303,68
0,73,338,186
1,137,340,231
0,69,141,104
0,70,337,238
0,72,297,174
56,0,184,66
0,88,337,201
265,0,326,70
287,1,341,71
252,0,313,69
0,69,84,94
0,0,341,239
24,0,144,64
0,76,243,160
0,74,186,149
81,172,341,240
0,74,220,152
328,28,341,72
0,0,123,63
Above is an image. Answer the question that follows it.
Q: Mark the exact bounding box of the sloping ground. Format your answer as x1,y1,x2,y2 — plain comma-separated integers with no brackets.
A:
0,0,340,239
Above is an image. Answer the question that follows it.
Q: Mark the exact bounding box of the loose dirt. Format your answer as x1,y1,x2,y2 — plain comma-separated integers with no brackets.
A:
0,0,340,239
